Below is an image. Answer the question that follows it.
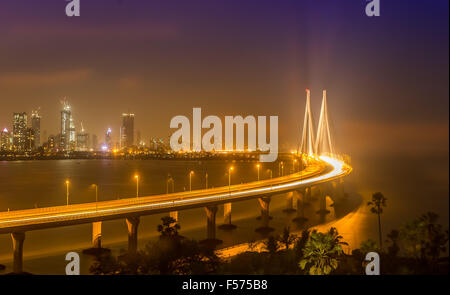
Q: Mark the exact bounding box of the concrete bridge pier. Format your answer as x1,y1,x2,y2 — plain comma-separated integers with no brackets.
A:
283,192,296,213
92,221,102,249
256,196,274,233
126,216,140,254
293,190,308,223
304,186,312,204
202,205,222,246
83,222,111,255
218,203,237,230
317,188,331,215
170,211,179,223
11,232,25,274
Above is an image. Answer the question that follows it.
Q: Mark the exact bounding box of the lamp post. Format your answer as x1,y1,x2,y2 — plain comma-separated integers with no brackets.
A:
256,163,260,181
228,167,234,190
134,175,139,198
189,171,194,191
167,174,174,194
65,180,70,206
92,184,98,211
267,169,273,179
205,172,208,189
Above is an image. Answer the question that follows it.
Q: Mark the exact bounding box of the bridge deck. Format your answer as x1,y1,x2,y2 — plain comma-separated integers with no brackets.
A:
0,156,351,234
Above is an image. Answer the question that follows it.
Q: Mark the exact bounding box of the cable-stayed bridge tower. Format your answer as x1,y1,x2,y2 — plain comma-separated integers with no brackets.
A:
315,90,334,155
299,89,316,156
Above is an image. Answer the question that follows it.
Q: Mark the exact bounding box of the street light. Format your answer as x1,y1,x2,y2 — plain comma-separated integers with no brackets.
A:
205,172,208,189
167,174,174,194
267,169,273,179
189,171,194,191
91,184,98,211
256,163,260,181
65,180,70,206
134,175,139,198
228,167,234,189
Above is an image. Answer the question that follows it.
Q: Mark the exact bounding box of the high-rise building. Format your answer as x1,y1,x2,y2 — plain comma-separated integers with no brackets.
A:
120,113,134,148
1,128,11,151
25,128,35,151
31,109,41,149
105,128,112,150
76,123,90,151
60,99,76,151
13,112,27,151
45,135,56,152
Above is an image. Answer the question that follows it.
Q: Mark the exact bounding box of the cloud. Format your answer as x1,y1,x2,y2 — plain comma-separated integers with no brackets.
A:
0,68,93,87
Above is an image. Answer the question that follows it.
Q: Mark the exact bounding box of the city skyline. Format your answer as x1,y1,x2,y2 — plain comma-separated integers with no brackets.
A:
1,1,447,159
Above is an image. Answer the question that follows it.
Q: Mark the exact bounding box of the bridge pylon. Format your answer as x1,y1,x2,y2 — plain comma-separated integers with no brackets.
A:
299,89,316,156
315,90,334,155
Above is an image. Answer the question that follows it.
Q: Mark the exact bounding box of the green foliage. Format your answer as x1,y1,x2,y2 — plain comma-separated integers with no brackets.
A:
386,230,400,257
278,227,297,250
359,239,379,253
90,215,220,275
367,192,387,215
298,227,344,275
400,212,448,263
294,230,310,261
157,216,181,240
264,236,280,255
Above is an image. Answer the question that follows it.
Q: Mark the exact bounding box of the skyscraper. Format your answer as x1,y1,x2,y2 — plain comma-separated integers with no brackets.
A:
60,99,76,151
105,128,112,150
120,113,134,148
25,128,35,151
13,112,27,151
76,123,90,151
31,109,41,149
0,128,11,151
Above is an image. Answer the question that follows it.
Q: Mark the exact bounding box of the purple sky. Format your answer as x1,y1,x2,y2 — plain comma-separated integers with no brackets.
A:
0,0,448,156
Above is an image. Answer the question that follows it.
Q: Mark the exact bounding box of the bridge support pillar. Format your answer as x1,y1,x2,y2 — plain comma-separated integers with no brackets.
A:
256,196,274,233
283,192,296,213
317,188,331,215
219,203,237,230
202,205,222,246
170,211,179,223
11,232,25,274
92,221,102,249
83,221,111,255
126,216,140,254
293,190,308,223
304,186,312,204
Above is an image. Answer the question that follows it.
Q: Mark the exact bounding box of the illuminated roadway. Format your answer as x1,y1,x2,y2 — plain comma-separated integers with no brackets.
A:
0,155,351,234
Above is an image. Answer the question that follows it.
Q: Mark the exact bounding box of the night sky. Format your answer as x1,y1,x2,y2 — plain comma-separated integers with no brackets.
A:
0,0,448,158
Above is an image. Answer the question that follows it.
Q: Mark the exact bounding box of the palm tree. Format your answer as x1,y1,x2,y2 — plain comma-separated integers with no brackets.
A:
264,236,279,255
278,227,297,250
298,228,345,275
367,192,387,249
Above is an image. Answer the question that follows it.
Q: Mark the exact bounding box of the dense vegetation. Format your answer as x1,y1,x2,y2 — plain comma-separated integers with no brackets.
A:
91,209,448,275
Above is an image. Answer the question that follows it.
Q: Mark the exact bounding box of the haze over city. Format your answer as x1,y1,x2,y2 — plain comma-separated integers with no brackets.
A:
0,0,448,277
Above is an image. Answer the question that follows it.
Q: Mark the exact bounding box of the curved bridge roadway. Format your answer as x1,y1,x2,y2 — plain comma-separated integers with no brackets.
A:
0,155,351,273
0,156,350,234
